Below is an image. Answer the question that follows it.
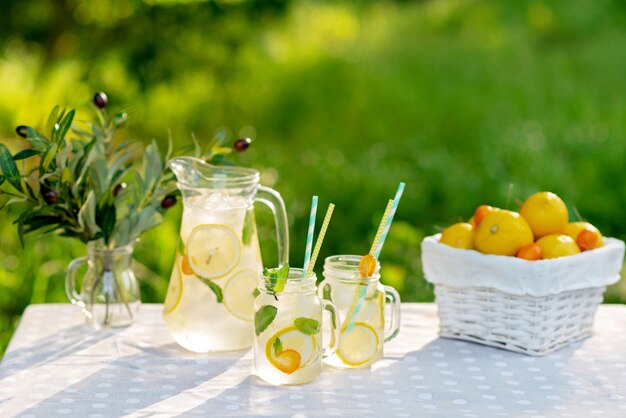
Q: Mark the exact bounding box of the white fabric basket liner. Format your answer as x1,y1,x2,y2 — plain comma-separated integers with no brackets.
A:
422,234,625,296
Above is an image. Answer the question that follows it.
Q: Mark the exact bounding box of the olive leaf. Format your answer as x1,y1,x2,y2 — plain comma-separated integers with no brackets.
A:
13,149,40,161
255,305,277,336
0,144,22,192
96,201,116,245
78,191,101,237
46,105,60,136
142,140,163,191
53,109,75,143
26,127,50,150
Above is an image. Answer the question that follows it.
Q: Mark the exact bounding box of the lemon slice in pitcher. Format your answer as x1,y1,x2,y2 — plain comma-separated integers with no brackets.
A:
163,258,183,315
337,322,379,367
266,326,316,373
224,269,258,322
186,224,240,279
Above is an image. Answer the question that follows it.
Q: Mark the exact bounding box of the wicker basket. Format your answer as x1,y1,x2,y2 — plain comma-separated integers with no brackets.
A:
422,235,625,356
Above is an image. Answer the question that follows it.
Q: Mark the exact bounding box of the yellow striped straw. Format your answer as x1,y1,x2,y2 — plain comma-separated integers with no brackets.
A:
345,199,394,333
305,203,335,277
369,199,394,257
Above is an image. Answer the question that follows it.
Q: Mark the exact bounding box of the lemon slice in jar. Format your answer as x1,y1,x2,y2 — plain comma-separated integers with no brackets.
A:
266,326,317,374
186,224,240,279
163,258,183,315
223,269,258,322
337,322,380,367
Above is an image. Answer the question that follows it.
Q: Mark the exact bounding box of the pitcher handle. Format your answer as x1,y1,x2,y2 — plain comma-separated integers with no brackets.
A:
322,299,341,358
255,186,289,266
66,256,88,307
383,285,401,342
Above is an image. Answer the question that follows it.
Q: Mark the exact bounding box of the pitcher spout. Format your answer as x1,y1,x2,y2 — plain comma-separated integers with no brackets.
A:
168,156,260,189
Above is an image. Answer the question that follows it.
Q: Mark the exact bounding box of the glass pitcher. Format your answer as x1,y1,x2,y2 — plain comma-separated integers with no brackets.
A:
164,157,289,353
65,242,141,328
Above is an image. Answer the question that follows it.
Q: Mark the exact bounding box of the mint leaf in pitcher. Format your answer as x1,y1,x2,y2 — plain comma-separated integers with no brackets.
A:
178,238,186,256
242,208,255,247
255,305,278,336
201,279,223,303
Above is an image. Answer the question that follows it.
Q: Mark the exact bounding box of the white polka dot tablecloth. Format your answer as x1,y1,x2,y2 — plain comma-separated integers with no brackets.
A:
1,304,625,418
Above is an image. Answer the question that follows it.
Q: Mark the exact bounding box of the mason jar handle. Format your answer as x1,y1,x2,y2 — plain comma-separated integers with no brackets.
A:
322,299,341,358
317,279,332,302
255,186,289,267
66,256,88,307
383,285,401,342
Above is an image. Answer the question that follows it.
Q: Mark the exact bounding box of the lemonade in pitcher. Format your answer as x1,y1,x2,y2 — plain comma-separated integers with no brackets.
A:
163,157,288,353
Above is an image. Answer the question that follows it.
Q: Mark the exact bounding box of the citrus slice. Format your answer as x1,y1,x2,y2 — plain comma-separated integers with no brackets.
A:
266,325,316,373
181,254,194,275
272,349,301,375
359,254,376,278
223,269,258,322
163,258,183,315
186,224,240,279
337,322,380,367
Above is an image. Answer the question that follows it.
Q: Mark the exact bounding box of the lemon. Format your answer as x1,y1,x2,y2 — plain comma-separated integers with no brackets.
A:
337,322,380,367
440,223,474,249
536,234,580,259
266,326,316,373
223,269,258,322
474,210,534,256
564,222,603,249
163,257,183,315
520,192,568,238
186,224,240,279
271,349,301,375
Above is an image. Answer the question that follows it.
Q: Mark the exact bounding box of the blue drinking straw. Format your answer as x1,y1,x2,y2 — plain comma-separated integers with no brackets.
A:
302,196,318,277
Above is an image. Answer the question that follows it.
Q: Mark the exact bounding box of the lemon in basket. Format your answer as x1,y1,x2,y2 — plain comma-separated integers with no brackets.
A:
536,234,581,259
520,192,568,238
564,222,603,251
474,210,533,256
440,223,474,249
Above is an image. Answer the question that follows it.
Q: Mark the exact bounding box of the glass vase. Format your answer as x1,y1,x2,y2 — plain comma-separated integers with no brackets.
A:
65,242,141,328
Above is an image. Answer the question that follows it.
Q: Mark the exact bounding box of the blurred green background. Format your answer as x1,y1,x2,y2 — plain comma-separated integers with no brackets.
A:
1,0,626,357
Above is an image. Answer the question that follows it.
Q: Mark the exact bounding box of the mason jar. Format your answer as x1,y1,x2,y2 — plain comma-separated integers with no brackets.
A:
319,255,400,368
253,268,340,385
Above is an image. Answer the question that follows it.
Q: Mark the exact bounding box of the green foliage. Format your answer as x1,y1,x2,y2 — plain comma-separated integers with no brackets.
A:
293,317,320,336
273,337,283,357
2,0,626,356
255,305,278,336
202,279,224,303
263,264,290,296
0,104,176,247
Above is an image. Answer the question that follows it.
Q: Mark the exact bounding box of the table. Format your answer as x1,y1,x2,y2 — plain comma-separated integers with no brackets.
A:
1,304,625,418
